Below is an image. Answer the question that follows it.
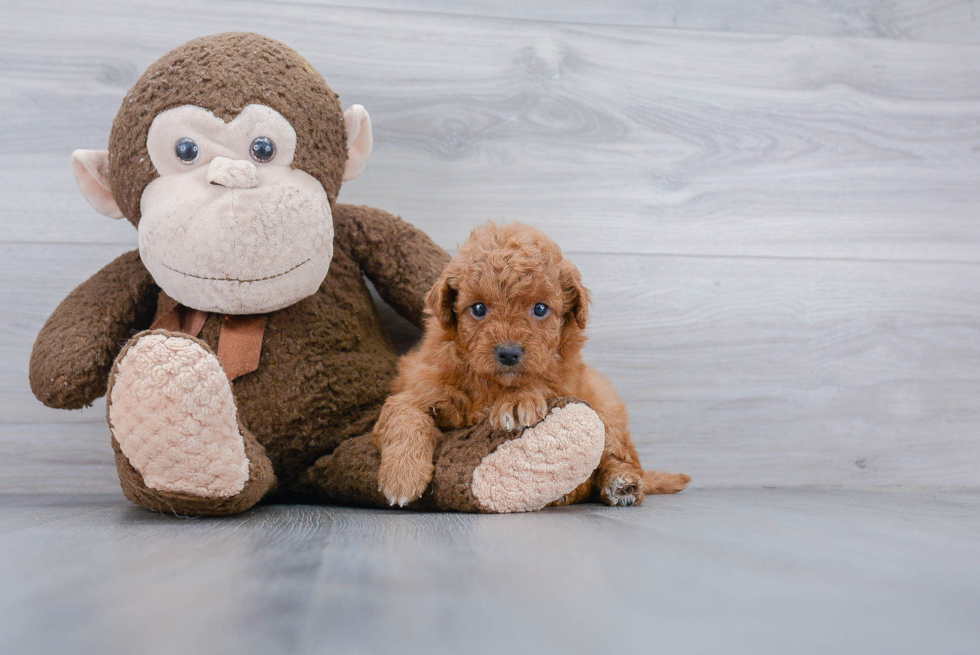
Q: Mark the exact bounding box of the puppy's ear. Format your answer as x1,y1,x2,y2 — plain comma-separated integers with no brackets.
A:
560,259,590,329
425,267,459,332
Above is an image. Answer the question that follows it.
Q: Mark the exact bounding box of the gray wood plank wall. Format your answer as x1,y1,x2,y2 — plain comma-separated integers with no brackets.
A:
2,0,979,492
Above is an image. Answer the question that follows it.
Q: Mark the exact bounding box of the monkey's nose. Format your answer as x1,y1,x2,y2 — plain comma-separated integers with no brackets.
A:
495,344,524,367
207,156,259,189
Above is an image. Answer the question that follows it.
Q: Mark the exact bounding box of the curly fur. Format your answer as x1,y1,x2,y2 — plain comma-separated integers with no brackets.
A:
374,222,690,506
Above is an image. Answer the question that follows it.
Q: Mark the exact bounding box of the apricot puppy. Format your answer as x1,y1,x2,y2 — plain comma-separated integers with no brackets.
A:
374,222,690,507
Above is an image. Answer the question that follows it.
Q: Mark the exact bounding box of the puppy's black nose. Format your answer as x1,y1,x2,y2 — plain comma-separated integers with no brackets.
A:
495,344,524,367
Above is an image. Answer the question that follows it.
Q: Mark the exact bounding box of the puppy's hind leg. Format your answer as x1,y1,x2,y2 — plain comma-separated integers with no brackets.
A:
548,475,597,507
591,396,690,505
598,459,690,505
597,456,647,506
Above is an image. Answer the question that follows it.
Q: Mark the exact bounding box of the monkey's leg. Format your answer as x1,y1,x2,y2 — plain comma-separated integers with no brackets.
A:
301,397,604,513
106,330,276,516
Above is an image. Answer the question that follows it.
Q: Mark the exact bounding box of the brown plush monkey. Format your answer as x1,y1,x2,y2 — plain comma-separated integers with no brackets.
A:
29,33,605,515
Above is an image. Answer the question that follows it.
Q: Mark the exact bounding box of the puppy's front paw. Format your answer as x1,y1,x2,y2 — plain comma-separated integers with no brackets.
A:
378,457,434,507
488,394,549,431
515,394,549,428
488,402,519,432
600,473,644,507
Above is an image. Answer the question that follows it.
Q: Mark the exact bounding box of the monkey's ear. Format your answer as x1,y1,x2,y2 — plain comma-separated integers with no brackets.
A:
71,150,124,219
424,269,459,333
342,105,373,181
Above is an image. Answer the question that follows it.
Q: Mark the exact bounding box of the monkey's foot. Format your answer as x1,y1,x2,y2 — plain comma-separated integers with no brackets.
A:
107,331,249,499
304,398,605,514
469,399,605,513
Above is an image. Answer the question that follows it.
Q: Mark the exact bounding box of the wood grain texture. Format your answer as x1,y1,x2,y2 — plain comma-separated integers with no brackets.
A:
2,1,980,261
1,490,979,654
2,1,979,492
312,0,980,43
581,254,980,488
0,423,118,495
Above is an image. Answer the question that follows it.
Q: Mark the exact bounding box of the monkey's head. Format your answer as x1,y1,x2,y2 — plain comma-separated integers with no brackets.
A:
71,33,373,314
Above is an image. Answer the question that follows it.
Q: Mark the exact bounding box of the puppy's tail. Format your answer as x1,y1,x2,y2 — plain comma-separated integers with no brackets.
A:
643,470,691,495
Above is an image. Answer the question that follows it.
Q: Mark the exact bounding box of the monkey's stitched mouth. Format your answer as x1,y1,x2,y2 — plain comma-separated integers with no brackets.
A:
160,258,311,283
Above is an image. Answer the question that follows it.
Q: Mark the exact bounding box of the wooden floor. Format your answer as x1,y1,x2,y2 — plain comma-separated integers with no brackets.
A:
2,488,979,655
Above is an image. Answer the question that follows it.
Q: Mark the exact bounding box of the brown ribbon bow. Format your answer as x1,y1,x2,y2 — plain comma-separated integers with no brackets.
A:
151,305,267,381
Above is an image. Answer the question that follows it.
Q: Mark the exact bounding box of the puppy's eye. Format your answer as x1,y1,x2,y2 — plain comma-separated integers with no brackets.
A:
249,136,276,163
532,303,550,318
175,138,199,164
470,303,488,318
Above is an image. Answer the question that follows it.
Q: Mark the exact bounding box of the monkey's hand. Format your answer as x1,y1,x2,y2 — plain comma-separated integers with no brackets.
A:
29,250,157,409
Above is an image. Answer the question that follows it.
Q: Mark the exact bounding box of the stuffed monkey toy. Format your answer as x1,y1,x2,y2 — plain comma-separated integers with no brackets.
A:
29,33,605,515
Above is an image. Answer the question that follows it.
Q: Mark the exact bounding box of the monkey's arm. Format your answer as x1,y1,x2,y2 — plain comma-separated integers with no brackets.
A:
30,249,158,409
334,203,450,327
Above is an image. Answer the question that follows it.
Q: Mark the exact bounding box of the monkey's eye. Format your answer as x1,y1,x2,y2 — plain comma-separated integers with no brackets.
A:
470,303,488,319
174,138,199,164
533,303,550,318
249,137,276,163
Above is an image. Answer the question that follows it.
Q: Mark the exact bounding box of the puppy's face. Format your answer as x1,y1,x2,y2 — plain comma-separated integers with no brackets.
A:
426,223,589,387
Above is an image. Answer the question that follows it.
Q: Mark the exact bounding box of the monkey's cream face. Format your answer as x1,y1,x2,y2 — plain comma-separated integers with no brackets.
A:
139,104,333,314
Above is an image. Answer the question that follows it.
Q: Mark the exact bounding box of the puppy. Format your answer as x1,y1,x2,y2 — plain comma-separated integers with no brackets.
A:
374,222,690,507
